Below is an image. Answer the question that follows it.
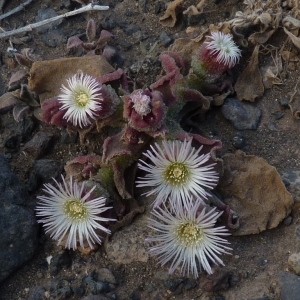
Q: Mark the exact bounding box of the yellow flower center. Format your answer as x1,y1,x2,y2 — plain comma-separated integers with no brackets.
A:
176,222,203,246
164,162,189,186
64,199,87,220
75,92,89,107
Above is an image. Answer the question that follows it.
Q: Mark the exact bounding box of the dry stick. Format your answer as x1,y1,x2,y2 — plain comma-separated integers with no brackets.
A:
0,3,109,39
0,0,34,21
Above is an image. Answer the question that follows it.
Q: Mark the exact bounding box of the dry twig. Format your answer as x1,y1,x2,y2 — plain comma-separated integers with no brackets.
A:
0,0,34,21
0,3,109,39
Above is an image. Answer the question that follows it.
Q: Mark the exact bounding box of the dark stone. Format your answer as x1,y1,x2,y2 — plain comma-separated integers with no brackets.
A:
163,278,184,292
0,154,38,283
60,130,78,144
27,286,46,300
232,134,245,149
278,96,289,107
35,8,63,33
17,117,35,142
278,272,300,300
131,290,141,300
50,251,72,276
55,285,73,298
159,31,173,48
83,275,111,295
124,24,141,36
81,295,110,300
42,29,66,48
139,0,147,13
221,98,261,130
283,215,293,226
97,268,116,285
23,132,54,159
187,13,206,26
154,1,165,14
212,296,226,300
32,159,64,183
4,134,20,150
272,111,285,120
102,16,117,30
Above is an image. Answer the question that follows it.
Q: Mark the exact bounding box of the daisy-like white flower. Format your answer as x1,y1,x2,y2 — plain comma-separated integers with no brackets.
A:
147,198,231,277
204,31,241,68
58,73,103,128
136,139,219,207
36,176,115,250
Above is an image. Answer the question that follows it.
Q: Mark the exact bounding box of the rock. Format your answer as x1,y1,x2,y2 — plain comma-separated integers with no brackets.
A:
218,151,293,235
81,295,110,300
42,29,66,47
232,134,245,149
288,253,300,275
32,159,64,183
23,131,53,159
83,272,111,295
35,8,63,34
281,170,300,201
187,13,206,26
0,154,38,282
27,286,46,300
106,216,149,264
97,268,116,285
221,98,262,130
49,251,72,276
160,31,173,47
278,272,300,300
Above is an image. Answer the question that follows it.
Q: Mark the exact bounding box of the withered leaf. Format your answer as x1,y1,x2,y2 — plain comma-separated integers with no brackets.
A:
235,45,264,102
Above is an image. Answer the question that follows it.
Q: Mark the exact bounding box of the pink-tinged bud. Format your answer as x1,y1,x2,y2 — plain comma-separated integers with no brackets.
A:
192,31,241,77
122,89,166,132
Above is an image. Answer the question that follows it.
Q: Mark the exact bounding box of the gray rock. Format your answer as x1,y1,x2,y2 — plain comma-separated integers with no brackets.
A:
32,159,64,183
27,286,47,300
35,8,63,33
160,31,173,47
281,170,300,201
23,131,53,159
97,268,116,285
221,97,261,130
0,154,38,283
81,295,110,300
42,29,66,48
278,272,300,300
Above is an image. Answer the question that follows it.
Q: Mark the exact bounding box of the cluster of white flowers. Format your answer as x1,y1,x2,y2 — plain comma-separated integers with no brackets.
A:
137,139,232,277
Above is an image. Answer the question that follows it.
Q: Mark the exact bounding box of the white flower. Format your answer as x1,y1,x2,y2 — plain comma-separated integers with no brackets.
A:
147,198,231,277
205,31,241,68
131,90,151,116
58,73,103,128
136,139,219,207
36,176,115,250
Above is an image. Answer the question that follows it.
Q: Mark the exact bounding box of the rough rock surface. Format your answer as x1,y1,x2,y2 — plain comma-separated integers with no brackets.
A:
0,154,38,283
221,97,262,130
106,215,149,264
218,150,294,236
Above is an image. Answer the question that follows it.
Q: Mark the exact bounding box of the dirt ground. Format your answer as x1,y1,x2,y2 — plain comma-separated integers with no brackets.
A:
1,0,300,299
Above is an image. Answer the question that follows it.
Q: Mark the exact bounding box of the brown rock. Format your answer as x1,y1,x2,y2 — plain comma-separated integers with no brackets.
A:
218,150,293,236
28,56,115,101
288,253,300,275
